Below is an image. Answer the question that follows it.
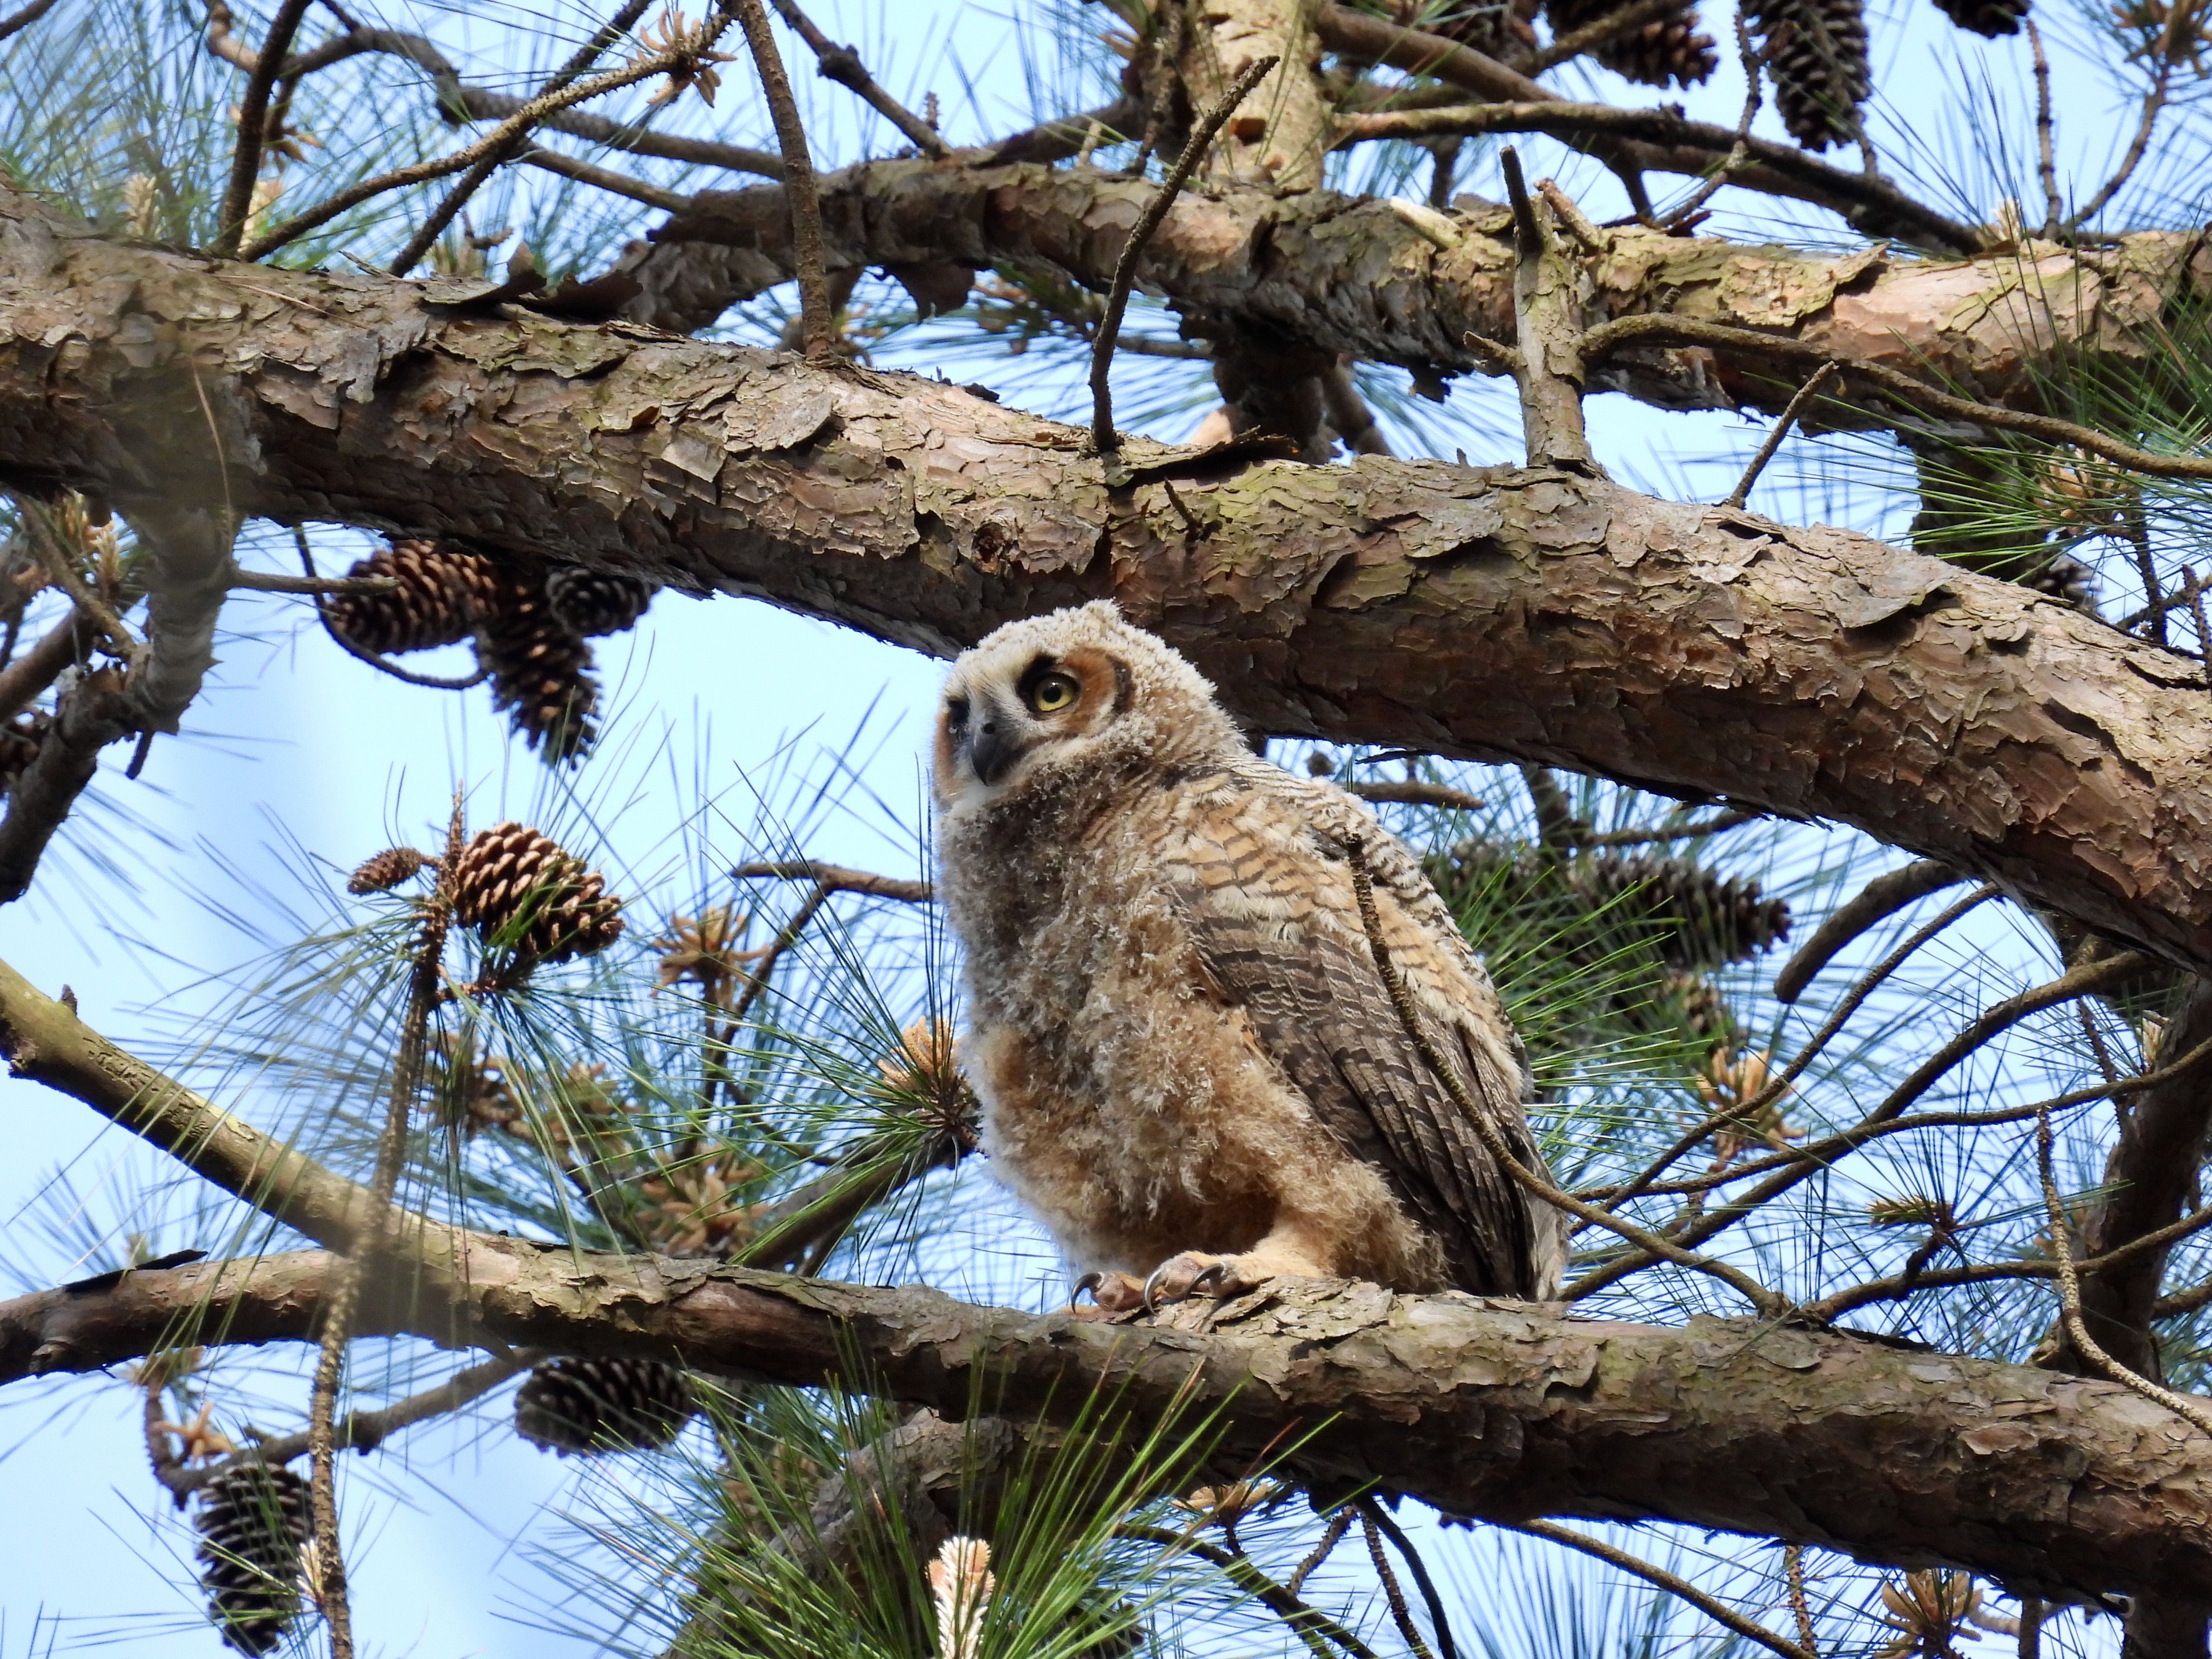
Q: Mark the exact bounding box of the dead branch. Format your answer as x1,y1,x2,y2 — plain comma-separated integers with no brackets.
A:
1359,1499,1458,1659
520,146,695,213
211,0,314,259
1774,860,1968,1004
733,860,934,903
1574,810,1757,848
0,0,61,47
1720,364,1838,509
229,568,397,597
731,0,832,358
1091,54,1280,452
0,606,93,725
769,0,946,158
1343,780,1485,812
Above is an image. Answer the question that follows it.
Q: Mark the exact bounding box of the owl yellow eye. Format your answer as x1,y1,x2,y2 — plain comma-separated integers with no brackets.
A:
1027,672,1080,714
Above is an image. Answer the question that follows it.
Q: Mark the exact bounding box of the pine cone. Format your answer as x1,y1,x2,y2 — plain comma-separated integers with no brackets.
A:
1547,0,1717,84
0,710,47,793
1576,854,1791,970
1746,0,1870,149
451,821,625,963
347,846,431,894
514,1357,695,1455
324,538,499,656
545,566,656,637
1930,0,2027,34
479,565,599,764
195,1463,312,1655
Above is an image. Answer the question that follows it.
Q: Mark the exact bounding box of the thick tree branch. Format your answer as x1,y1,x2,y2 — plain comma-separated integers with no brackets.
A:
3,1250,2209,1603
633,159,2199,431
12,204,2212,973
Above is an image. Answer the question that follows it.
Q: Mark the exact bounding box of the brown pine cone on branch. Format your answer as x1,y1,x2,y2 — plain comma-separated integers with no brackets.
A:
324,537,499,656
514,1357,696,1455
478,564,600,764
1580,852,1792,971
1546,0,1719,85
347,845,433,894
545,565,656,637
450,821,625,964
1403,0,1541,57
195,1462,313,1655
1746,0,1871,150
1930,0,2028,35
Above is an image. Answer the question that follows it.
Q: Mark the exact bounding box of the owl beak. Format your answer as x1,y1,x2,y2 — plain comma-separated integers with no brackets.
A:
966,698,1022,785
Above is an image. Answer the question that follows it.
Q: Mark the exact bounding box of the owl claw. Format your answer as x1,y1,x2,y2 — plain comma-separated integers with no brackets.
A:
1073,1271,1105,1304
1140,1252,1252,1313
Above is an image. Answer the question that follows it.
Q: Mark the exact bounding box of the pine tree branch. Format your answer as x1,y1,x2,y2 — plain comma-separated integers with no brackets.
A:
0,0,61,46
17,207,2212,976
6,1250,2211,1602
1773,860,1968,1004
768,0,946,158
1509,1521,1815,1659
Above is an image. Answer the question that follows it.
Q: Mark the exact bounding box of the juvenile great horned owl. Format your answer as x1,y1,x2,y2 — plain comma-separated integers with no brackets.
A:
932,602,1565,1309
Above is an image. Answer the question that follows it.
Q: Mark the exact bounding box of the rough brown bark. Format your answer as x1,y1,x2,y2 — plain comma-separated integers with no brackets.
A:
631,160,2209,424
4,1247,2209,1604
9,198,2212,971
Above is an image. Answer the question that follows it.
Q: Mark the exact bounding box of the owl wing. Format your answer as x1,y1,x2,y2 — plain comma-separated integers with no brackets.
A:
1158,765,1557,1298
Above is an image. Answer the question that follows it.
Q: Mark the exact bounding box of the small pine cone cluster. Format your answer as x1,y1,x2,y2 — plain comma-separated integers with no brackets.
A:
195,1463,313,1655
545,566,657,638
1547,0,1717,84
1404,0,1539,57
514,1357,696,1455
480,567,600,765
0,710,47,792
1931,0,2028,33
451,821,625,963
1578,854,1791,971
347,846,432,894
324,538,500,656
1746,0,1871,150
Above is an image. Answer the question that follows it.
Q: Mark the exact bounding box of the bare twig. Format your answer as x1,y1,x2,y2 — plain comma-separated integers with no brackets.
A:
730,0,833,359
1527,0,1683,71
1091,54,1280,452
240,37,704,261
1658,16,1759,232
0,0,62,47
1345,836,1792,1320
1288,1507,1354,1595
304,805,458,1656
769,0,946,157
1581,316,2212,483
211,0,314,259
1512,1522,1815,1659
1359,1502,1439,1659
727,880,830,1025
387,0,661,276
2027,21,2062,239
2123,496,2167,646
1574,809,1757,848
156,1349,538,1497
2067,0,2182,233
520,146,695,213
1719,364,1839,509
1344,780,1484,812
1358,1499,1459,1659
733,859,933,903
1784,1546,1819,1656
228,569,398,597
0,607,94,726
2037,1095,2212,1436
1774,859,1966,1004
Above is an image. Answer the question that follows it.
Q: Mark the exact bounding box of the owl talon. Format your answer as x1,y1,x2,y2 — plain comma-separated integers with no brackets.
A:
1140,1260,1177,1315
1073,1271,1105,1304
1139,1251,1253,1312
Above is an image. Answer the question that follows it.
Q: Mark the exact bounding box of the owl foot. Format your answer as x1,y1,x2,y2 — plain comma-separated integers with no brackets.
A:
1142,1252,1270,1313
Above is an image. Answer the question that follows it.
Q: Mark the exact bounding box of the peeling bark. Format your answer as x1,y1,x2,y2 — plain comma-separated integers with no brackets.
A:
8,198,2212,970
631,160,2210,424
3,1248,2209,1604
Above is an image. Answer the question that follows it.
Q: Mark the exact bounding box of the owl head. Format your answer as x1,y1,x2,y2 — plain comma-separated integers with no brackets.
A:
932,601,1244,812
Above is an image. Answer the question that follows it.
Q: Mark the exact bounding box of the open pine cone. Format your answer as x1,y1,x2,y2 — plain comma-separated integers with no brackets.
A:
479,565,600,764
451,822,624,963
324,537,499,656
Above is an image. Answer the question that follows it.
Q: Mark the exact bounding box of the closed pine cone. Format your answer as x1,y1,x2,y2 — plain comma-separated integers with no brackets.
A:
545,565,656,637
514,1357,695,1455
195,1462,313,1655
1746,0,1871,149
1546,0,1718,84
451,821,624,962
479,565,599,764
347,846,431,894
325,538,499,656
